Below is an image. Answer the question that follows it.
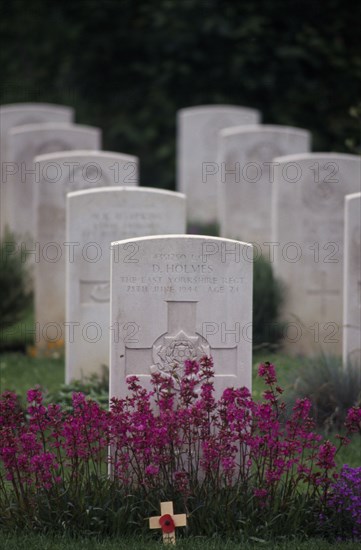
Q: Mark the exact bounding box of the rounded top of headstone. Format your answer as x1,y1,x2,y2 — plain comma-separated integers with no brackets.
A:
110,234,252,249
9,122,98,136
178,105,260,118
220,124,310,139
67,186,186,201
34,150,136,164
0,103,74,116
273,152,361,164
345,191,361,202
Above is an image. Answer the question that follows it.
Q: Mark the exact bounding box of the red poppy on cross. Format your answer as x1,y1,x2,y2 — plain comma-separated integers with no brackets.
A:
149,501,187,544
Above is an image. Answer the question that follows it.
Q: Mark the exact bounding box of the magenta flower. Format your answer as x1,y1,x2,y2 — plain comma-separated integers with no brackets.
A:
0,357,358,538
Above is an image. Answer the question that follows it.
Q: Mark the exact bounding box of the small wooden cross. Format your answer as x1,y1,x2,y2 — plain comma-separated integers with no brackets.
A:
149,501,187,544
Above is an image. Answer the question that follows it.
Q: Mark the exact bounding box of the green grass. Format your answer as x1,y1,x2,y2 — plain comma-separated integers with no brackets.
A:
0,350,299,399
0,353,64,397
334,434,361,466
0,302,300,400
252,351,304,400
0,307,35,352
1,533,361,550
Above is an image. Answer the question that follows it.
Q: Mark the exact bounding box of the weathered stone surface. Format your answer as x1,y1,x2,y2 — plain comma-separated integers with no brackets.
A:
272,153,361,356
343,192,361,367
66,187,186,381
0,103,74,233
218,125,310,246
177,105,260,225
6,123,101,240
34,151,137,350
110,235,253,400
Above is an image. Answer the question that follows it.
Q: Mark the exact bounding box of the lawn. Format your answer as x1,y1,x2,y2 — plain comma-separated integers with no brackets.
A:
0,352,64,396
0,349,301,399
2,532,361,549
0,303,311,401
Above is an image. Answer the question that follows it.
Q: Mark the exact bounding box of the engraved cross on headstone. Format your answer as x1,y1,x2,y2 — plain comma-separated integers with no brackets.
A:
125,301,209,378
124,300,237,380
152,301,210,375
306,270,339,316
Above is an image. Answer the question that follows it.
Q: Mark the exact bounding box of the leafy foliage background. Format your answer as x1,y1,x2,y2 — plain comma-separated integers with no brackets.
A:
1,0,360,189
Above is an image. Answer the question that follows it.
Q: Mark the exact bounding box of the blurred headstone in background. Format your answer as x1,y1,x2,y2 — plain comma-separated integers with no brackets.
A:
0,103,74,233
272,153,361,357
218,125,310,247
5,123,101,241
34,151,138,351
177,105,260,226
66,187,186,382
343,192,361,368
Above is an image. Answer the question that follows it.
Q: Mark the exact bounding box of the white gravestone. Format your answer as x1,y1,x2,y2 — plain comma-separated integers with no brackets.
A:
272,153,361,356
177,105,261,225
0,103,74,233
5,123,101,240
66,188,186,382
343,192,361,367
110,235,253,400
218,125,311,246
34,152,138,351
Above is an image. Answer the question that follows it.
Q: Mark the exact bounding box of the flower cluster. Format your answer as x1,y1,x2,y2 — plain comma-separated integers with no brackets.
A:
0,386,109,496
345,406,361,434
0,358,360,537
326,465,361,540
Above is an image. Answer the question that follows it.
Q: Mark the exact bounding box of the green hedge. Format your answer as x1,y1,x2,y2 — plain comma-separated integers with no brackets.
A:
0,230,32,333
1,0,360,191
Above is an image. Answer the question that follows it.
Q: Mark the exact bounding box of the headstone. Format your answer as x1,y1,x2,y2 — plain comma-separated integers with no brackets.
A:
34,152,138,352
343,192,361,367
272,153,361,356
5,123,101,240
177,105,261,225
110,235,253,400
0,103,74,233
218,125,311,246
66,187,186,382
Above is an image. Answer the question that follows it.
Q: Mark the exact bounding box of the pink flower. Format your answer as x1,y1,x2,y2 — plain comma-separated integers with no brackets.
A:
316,441,337,470
27,387,43,404
345,406,361,434
258,362,277,385
253,488,268,498
0,357,350,520
145,464,159,476
184,359,200,376
292,398,312,420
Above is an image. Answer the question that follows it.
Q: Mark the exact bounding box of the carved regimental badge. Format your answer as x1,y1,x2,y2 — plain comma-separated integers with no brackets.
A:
151,301,210,377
